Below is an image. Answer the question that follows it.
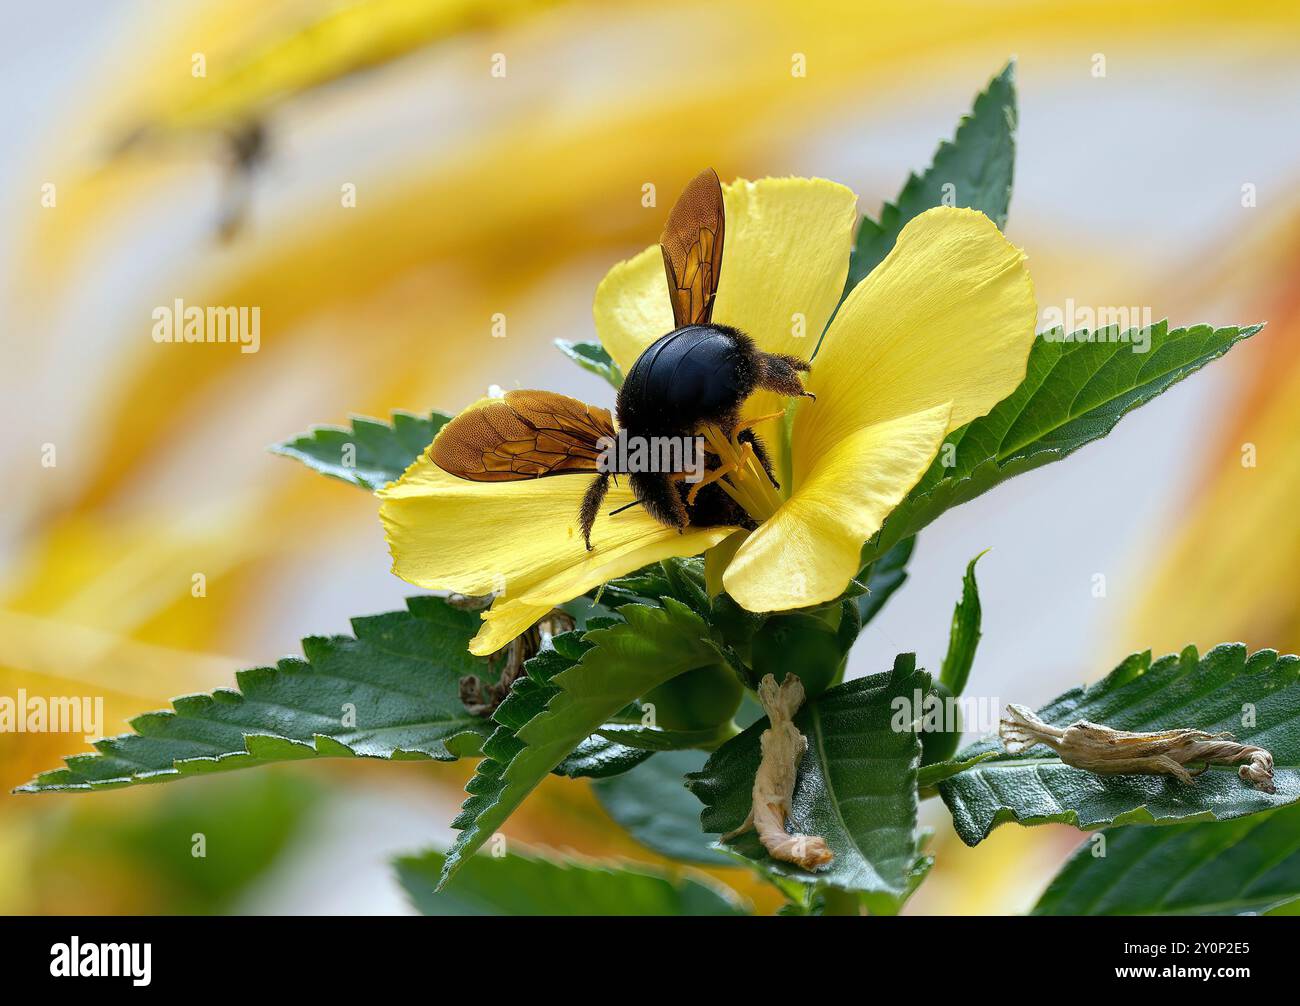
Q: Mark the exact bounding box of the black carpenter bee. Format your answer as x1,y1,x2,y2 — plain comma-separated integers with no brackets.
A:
428,169,813,549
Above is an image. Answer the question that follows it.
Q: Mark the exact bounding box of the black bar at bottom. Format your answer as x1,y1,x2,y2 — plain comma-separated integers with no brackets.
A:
0,915,1289,990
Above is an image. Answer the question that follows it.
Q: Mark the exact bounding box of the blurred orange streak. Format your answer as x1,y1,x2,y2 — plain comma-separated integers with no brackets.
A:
1123,200,1300,657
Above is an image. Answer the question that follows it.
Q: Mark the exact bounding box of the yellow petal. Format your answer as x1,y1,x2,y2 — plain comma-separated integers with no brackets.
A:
378,453,732,655
592,177,858,378
723,403,951,612
798,206,1036,477
481,521,732,655
592,246,675,377
713,177,857,484
704,529,750,597
711,177,857,362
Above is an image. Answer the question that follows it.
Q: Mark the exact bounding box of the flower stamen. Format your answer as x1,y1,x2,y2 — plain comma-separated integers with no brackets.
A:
730,411,786,439
686,455,741,505
699,423,782,522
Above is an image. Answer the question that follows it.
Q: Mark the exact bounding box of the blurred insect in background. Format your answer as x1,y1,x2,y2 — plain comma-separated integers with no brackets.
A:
107,0,570,239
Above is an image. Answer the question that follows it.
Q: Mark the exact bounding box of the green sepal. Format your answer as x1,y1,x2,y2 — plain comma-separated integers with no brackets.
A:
555,338,623,389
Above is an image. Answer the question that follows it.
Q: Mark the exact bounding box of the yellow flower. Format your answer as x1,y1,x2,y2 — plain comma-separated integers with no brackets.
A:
379,177,1035,655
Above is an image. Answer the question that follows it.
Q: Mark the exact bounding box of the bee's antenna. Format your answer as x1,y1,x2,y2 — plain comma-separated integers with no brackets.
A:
607,499,645,517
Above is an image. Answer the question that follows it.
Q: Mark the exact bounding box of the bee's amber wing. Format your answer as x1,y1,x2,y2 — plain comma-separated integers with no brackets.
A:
429,390,616,481
660,168,725,328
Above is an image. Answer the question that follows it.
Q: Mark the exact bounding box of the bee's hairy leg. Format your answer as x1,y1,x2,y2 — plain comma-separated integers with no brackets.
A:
730,412,784,487
632,472,690,532
722,414,782,490
757,352,815,400
772,351,811,373
579,472,611,550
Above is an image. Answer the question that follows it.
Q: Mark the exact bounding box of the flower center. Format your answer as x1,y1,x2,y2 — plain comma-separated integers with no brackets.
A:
697,423,783,524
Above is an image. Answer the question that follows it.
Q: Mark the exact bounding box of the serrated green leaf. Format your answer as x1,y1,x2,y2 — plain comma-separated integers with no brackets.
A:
440,599,724,889
940,551,984,695
593,556,715,622
16,597,491,793
554,732,653,778
555,338,624,389
593,749,733,866
397,844,746,916
940,644,1300,845
840,60,1016,301
862,322,1262,564
595,722,733,752
468,633,653,782
270,409,448,490
687,655,926,905
592,571,671,610
855,535,915,626
917,751,997,791
1033,804,1300,916
659,557,711,617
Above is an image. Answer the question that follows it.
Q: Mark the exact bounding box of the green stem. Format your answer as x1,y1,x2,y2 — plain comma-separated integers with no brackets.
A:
820,887,862,916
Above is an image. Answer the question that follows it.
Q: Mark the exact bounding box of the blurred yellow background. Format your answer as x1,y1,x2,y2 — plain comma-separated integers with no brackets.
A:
2,0,1297,914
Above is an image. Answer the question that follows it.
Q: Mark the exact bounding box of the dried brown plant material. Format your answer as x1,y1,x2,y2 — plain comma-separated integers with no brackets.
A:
722,673,834,870
1000,704,1276,793
458,606,575,717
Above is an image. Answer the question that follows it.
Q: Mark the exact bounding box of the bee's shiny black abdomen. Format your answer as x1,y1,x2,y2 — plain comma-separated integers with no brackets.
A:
616,324,758,435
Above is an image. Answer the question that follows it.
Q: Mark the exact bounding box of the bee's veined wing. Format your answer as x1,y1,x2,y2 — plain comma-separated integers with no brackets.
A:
429,390,616,481
660,168,725,328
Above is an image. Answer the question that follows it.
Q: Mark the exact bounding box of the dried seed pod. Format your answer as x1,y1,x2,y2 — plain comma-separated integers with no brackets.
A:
1000,704,1275,793
723,673,834,871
